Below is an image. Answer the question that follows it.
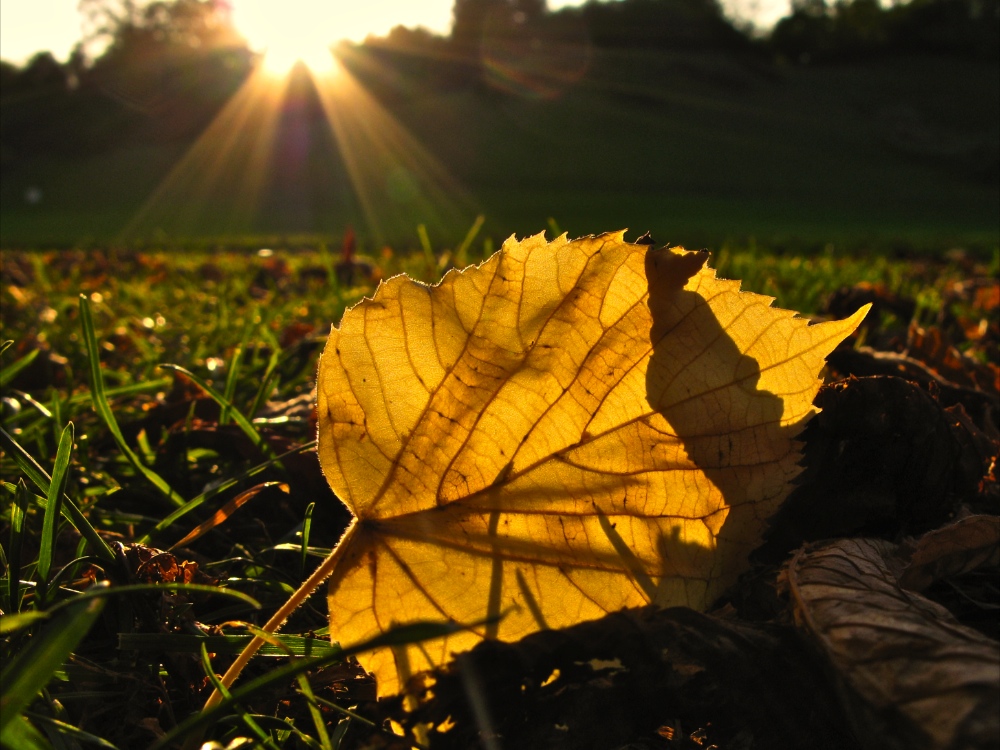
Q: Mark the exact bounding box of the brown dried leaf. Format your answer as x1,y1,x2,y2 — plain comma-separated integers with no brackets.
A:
899,515,1000,592
907,323,1000,397
826,347,1000,425
136,552,197,584
120,543,214,586
757,377,974,561
782,538,1000,750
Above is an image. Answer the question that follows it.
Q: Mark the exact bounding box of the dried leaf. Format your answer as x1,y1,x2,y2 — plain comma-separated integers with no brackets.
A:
756,376,997,562
899,514,1000,592
782,538,1000,750
907,323,1000,397
317,231,866,695
827,346,1000,420
136,553,200,584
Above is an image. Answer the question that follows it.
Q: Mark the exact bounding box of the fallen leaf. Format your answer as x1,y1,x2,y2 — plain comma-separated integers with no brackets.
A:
781,538,1000,750
136,553,200,585
826,346,999,417
755,376,994,562
906,322,1000,396
899,514,1000,592
119,543,211,585
317,231,867,695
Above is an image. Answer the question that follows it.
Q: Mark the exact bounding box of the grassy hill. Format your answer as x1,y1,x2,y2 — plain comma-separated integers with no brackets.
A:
1,48,996,252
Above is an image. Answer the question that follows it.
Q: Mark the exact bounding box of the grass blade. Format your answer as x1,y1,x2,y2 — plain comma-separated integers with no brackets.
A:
37,423,74,599
118,633,338,657
0,427,52,493
0,428,116,563
158,364,278,462
300,502,315,581
454,213,485,267
65,378,172,405
246,349,282,424
0,714,51,750
417,223,435,270
0,611,51,635
44,553,105,594
6,480,30,613
139,440,315,544
0,347,40,388
296,672,333,750
0,585,107,735
220,317,254,425
78,294,186,508
6,583,262,632
199,644,280,750
169,481,288,550
22,712,120,749
44,583,262,615
155,619,458,750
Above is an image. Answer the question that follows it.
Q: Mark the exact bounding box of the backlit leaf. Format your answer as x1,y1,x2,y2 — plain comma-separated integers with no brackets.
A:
317,231,867,695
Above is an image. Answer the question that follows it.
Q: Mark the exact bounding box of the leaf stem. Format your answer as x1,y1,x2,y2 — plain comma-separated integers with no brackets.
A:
203,518,358,711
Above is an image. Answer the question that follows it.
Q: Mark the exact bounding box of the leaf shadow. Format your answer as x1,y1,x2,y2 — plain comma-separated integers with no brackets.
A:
643,247,810,606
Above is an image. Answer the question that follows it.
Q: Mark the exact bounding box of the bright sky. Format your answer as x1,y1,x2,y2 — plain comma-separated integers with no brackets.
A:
0,0,792,67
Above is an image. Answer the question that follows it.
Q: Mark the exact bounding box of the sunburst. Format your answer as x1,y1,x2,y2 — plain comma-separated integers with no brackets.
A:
232,0,338,76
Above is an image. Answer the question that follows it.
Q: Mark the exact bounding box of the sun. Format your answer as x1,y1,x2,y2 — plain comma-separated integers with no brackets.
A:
260,43,337,77
231,0,340,76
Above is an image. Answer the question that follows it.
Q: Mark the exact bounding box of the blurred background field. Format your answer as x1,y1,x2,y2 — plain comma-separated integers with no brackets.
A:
1,0,997,253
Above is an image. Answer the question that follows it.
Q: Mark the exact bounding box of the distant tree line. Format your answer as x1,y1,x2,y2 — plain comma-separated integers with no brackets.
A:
370,0,754,87
771,0,999,63
2,0,997,167
381,0,998,62
1,0,251,167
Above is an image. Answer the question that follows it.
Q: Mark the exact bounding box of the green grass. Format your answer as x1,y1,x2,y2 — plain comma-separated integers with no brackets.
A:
0,232,996,748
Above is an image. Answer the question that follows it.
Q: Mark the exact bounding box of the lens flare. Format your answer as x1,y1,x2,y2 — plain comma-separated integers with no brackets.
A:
312,48,478,245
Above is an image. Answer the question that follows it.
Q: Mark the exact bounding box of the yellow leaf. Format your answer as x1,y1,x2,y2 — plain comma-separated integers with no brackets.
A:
317,231,867,696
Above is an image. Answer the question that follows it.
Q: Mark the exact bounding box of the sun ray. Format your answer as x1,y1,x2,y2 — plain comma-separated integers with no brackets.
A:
120,66,289,241
312,49,479,247
121,10,478,247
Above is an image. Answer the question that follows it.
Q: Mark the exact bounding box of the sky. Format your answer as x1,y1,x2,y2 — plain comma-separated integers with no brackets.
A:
0,0,793,67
